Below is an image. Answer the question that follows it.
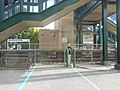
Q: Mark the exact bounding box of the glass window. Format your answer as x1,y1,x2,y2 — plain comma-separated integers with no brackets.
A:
4,11,8,19
9,9,12,17
24,0,27,2
30,0,33,3
47,0,54,8
30,6,34,12
34,0,38,3
34,6,38,12
30,6,38,12
52,32,57,38
43,2,46,10
23,5,27,12
15,5,20,14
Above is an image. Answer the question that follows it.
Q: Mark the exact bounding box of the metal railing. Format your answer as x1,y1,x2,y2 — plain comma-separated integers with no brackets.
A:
0,43,117,69
74,44,116,63
2,0,63,21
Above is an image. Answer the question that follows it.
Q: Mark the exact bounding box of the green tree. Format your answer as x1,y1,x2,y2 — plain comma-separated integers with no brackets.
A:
11,27,39,43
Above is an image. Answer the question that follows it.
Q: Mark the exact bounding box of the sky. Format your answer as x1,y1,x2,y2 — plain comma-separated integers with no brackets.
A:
38,22,55,30
39,0,55,30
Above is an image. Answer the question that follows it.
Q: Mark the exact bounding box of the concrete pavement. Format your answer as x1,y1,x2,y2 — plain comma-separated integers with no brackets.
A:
0,64,120,90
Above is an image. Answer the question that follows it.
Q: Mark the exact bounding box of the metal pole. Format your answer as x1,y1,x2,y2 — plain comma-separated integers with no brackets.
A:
98,21,102,48
29,40,30,49
27,0,30,12
19,0,23,12
73,49,76,67
65,48,68,67
79,21,83,47
64,43,66,66
115,0,120,69
45,1,47,10
102,0,108,64
39,0,43,12
0,43,2,54
34,43,37,66
116,0,120,64
91,43,93,63
76,23,79,45
0,42,4,67
93,24,97,48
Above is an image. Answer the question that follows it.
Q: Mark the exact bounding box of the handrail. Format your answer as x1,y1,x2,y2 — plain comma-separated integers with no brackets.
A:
75,0,101,20
107,18,116,27
1,0,63,21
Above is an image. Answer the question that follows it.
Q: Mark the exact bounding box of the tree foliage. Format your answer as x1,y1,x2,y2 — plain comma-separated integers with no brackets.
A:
11,27,39,43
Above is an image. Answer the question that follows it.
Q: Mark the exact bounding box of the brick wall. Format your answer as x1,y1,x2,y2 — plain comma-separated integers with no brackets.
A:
39,12,74,50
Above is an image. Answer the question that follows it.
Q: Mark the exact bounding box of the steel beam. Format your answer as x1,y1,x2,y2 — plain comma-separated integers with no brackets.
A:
82,20,99,23
19,0,23,12
93,24,97,46
102,0,108,63
98,21,102,46
76,23,79,44
80,1,101,20
39,0,43,12
116,0,120,66
79,21,83,45
82,24,95,26
108,1,116,5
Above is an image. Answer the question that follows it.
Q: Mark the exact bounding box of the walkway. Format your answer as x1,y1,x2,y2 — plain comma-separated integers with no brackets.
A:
0,64,120,90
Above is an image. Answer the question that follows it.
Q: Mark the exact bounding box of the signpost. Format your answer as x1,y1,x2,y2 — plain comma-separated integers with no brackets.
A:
7,39,30,50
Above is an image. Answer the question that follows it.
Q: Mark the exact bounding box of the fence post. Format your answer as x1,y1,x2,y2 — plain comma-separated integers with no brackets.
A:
73,48,76,67
65,48,68,67
33,43,37,66
91,44,93,63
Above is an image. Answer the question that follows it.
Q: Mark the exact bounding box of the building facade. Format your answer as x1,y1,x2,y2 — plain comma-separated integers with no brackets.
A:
39,12,74,50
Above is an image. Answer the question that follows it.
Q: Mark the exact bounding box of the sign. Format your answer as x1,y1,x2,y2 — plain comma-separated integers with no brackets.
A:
7,39,30,42
62,38,67,43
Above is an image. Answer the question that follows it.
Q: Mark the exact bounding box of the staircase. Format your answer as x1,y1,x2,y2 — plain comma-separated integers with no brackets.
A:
0,0,91,42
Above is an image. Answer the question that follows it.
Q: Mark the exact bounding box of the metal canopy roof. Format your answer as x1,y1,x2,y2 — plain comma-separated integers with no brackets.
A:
83,0,116,24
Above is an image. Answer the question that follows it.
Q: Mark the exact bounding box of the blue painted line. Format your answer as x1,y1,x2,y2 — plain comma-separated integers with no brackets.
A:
16,68,35,90
72,68,101,90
